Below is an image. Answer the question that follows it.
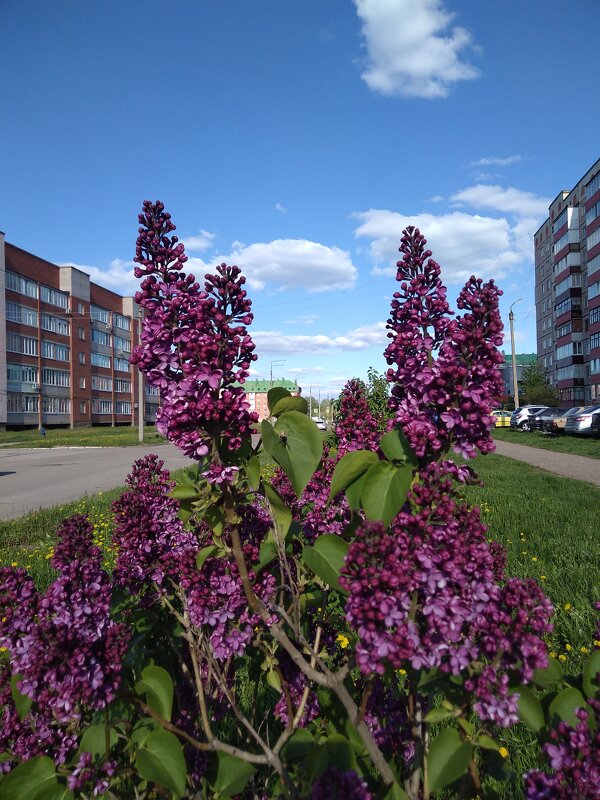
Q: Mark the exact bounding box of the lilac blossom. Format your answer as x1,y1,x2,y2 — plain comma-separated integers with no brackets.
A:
311,767,373,799
131,200,258,460
384,226,504,460
335,379,381,456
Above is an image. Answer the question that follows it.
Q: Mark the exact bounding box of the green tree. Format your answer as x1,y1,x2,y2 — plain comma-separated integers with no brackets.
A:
520,362,560,406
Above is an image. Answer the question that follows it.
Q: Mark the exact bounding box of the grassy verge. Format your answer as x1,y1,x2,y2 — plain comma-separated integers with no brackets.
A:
0,425,165,449
493,426,600,459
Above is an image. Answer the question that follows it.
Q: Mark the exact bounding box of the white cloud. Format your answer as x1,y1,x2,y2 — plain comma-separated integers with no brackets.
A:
275,202,286,214
450,185,550,218
60,258,140,296
211,239,358,293
353,209,520,282
354,0,479,98
470,156,524,167
286,366,325,375
286,314,319,325
181,230,217,252
253,322,388,355
428,195,444,203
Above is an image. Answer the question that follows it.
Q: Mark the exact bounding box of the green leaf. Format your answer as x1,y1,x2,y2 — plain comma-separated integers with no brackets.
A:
511,686,545,733
532,656,564,687
34,787,73,800
169,485,199,500
328,450,378,502
306,734,356,780
0,756,57,800
548,687,586,727
203,504,225,536
11,675,32,721
583,650,600,699
427,727,473,793
79,724,118,757
281,728,314,761
267,387,291,413
424,707,455,724
196,544,220,571
135,665,173,722
135,729,186,799
379,427,418,466
245,455,261,490
262,413,323,497
207,751,256,796
255,540,278,574
272,395,308,416
345,471,367,512
264,482,292,540
302,534,349,591
475,734,500,751
383,785,410,800
360,461,412,526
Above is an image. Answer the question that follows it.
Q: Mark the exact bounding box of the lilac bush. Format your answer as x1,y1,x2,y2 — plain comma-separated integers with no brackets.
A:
1,205,597,800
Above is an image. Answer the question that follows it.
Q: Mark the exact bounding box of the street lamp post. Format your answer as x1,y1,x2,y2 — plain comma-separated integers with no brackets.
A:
509,299,521,410
269,360,286,388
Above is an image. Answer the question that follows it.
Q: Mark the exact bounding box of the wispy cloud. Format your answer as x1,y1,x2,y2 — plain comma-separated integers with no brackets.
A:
285,314,319,325
354,0,480,98
450,184,550,218
59,258,139,296
275,202,286,214
470,155,525,167
181,230,217,252
253,322,388,355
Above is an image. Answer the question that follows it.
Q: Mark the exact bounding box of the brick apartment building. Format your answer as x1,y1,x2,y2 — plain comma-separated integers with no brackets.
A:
243,379,301,421
534,156,600,406
0,232,159,431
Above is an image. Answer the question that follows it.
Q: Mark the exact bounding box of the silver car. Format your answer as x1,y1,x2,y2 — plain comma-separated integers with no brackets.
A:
510,405,550,432
564,405,600,435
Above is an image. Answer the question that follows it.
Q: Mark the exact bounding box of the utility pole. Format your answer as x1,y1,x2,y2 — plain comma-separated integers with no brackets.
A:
509,299,521,410
269,360,285,388
308,384,312,418
138,308,144,443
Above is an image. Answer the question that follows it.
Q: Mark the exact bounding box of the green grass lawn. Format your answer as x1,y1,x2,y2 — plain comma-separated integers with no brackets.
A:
0,425,165,449
493,425,600,459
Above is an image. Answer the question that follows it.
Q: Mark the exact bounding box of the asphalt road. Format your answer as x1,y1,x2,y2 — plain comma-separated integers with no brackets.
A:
0,444,193,520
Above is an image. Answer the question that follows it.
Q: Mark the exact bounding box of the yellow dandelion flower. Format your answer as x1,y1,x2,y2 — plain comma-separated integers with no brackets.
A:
398,669,407,676
549,651,557,658
558,654,567,662
580,646,589,654
564,603,572,611
565,644,572,652
336,634,350,649
498,747,509,759
531,556,538,562
10,562,17,567
0,647,7,653
540,575,547,581
594,640,600,647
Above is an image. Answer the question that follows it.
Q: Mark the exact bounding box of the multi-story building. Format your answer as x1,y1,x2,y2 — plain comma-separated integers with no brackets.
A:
498,352,537,401
0,233,159,430
534,157,600,406
243,379,301,421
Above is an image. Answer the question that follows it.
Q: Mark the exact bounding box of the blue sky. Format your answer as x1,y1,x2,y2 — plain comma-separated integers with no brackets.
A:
2,0,600,398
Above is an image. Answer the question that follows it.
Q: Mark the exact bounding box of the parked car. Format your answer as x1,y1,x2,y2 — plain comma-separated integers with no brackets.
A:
313,418,328,431
491,410,512,427
510,405,550,432
564,405,600,435
530,407,562,431
543,406,586,434
591,412,600,438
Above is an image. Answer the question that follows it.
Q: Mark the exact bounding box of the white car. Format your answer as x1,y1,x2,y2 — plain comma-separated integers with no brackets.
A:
510,405,549,431
313,418,328,431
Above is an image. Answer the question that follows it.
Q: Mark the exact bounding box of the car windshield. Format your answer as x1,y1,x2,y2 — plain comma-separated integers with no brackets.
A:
513,408,523,414
581,406,600,414
565,407,583,416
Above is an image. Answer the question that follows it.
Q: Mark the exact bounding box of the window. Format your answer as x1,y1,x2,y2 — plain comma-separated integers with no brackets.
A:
113,335,131,353
41,312,69,336
114,357,130,373
589,358,600,375
586,199,600,226
552,207,568,234
147,384,160,396
79,377,86,389
589,281,600,301
556,364,585,380
79,352,86,365
114,313,131,331
41,340,70,361
91,328,111,346
557,322,572,338
6,271,38,298
590,332,600,351
555,342,583,360
115,378,131,393
90,305,109,324
92,399,112,414
555,273,582,295
588,253,600,280
115,401,132,414
7,333,38,356
587,227,600,252
40,285,68,309
91,352,111,368
80,401,87,414
42,368,70,387
555,297,581,316
92,375,113,391
6,300,38,327
589,307,600,326
43,396,70,414
7,393,39,413
7,363,38,383
586,172,600,201
77,302,85,314
78,327,86,340
553,232,570,255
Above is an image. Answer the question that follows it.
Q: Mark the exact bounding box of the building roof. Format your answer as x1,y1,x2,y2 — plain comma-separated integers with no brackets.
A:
241,379,298,392
500,351,537,367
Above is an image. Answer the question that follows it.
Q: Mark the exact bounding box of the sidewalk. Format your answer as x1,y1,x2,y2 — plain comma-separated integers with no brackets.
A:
492,440,600,487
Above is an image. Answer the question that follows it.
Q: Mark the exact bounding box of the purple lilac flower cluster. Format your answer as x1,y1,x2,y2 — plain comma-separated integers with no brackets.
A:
384,226,504,459
67,752,117,796
0,516,129,723
112,454,196,593
310,766,373,799
341,462,553,726
273,652,319,728
181,504,276,660
131,200,258,460
335,379,381,456
271,444,352,542
525,701,600,799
